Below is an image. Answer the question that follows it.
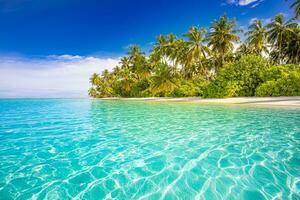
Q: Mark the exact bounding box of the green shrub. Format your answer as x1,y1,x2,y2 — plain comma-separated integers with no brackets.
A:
174,81,198,97
256,65,300,96
174,79,210,97
204,55,270,98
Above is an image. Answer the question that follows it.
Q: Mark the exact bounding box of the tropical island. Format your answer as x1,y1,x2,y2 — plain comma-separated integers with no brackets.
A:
89,0,300,99
2,1,300,199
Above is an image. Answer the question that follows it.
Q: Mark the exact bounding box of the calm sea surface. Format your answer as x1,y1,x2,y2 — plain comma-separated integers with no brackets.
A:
0,99,299,200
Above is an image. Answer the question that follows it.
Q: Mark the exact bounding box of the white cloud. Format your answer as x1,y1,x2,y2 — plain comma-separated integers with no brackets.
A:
249,17,259,24
227,0,259,6
238,0,258,5
249,17,271,25
0,55,119,98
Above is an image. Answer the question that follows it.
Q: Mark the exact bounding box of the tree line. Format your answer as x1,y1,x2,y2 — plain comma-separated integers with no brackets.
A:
89,1,300,98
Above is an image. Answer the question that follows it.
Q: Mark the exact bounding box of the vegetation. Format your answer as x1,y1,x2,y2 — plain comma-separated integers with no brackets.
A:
256,65,300,96
204,55,270,98
292,0,300,18
89,2,300,98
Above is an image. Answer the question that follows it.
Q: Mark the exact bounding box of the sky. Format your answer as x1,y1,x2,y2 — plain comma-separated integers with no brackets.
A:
0,0,296,98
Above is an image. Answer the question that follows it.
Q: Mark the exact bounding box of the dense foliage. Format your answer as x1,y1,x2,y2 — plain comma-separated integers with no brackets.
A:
204,55,270,98
256,65,300,96
89,3,300,98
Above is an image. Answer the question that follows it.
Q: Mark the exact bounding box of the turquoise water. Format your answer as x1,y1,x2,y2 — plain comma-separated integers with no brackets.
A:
0,99,300,200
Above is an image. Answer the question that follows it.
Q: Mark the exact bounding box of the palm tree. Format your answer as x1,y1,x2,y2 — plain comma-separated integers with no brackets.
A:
112,66,121,77
235,43,253,59
102,69,111,81
89,73,100,97
118,56,136,96
246,20,268,56
99,82,113,97
266,14,297,63
90,73,101,85
291,0,300,19
165,34,178,62
184,27,208,59
152,35,168,63
282,25,300,64
152,34,183,68
207,15,240,70
119,67,135,96
150,63,179,96
126,45,150,80
88,88,98,97
169,38,187,67
119,57,131,69
182,27,210,78
128,45,143,61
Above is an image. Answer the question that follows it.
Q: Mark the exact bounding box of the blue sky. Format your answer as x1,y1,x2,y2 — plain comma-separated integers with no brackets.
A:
0,0,295,56
0,0,296,98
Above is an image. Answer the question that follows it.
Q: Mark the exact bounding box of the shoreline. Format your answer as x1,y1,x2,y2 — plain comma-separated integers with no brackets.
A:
100,96,300,107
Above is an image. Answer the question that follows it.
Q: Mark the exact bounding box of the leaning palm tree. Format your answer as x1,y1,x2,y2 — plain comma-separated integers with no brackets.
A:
266,14,296,63
291,0,300,19
207,15,240,70
246,20,268,56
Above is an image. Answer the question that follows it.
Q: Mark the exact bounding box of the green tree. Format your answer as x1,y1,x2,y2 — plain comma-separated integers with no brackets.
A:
89,73,102,97
117,56,136,96
246,20,268,56
127,45,151,80
90,73,101,86
256,64,300,96
150,63,179,96
207,15,240,70
88,88,98,97
205,55,270,97
120,57,131,69
181,27,210,79
89,13,300,99
152,35,169,64
235,43,253,59
282,25,300,64
266,14,296,63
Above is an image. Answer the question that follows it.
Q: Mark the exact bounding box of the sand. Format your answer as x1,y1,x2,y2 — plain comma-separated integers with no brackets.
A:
101,96,300,107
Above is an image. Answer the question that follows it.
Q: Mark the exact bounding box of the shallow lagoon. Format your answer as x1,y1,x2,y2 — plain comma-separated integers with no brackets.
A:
0,99,299,199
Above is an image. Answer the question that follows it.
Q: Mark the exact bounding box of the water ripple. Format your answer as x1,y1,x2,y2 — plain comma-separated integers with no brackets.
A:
0,99,299,199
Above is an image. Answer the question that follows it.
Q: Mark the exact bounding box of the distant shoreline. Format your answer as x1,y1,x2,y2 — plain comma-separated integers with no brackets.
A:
100,96,300,107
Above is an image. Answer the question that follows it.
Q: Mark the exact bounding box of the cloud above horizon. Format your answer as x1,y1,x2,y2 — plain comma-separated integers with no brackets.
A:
227,0,259,6
0,55,119,98
249,17,271,25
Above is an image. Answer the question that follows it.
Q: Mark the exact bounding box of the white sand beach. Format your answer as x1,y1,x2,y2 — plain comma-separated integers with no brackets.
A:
101,96,300,107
